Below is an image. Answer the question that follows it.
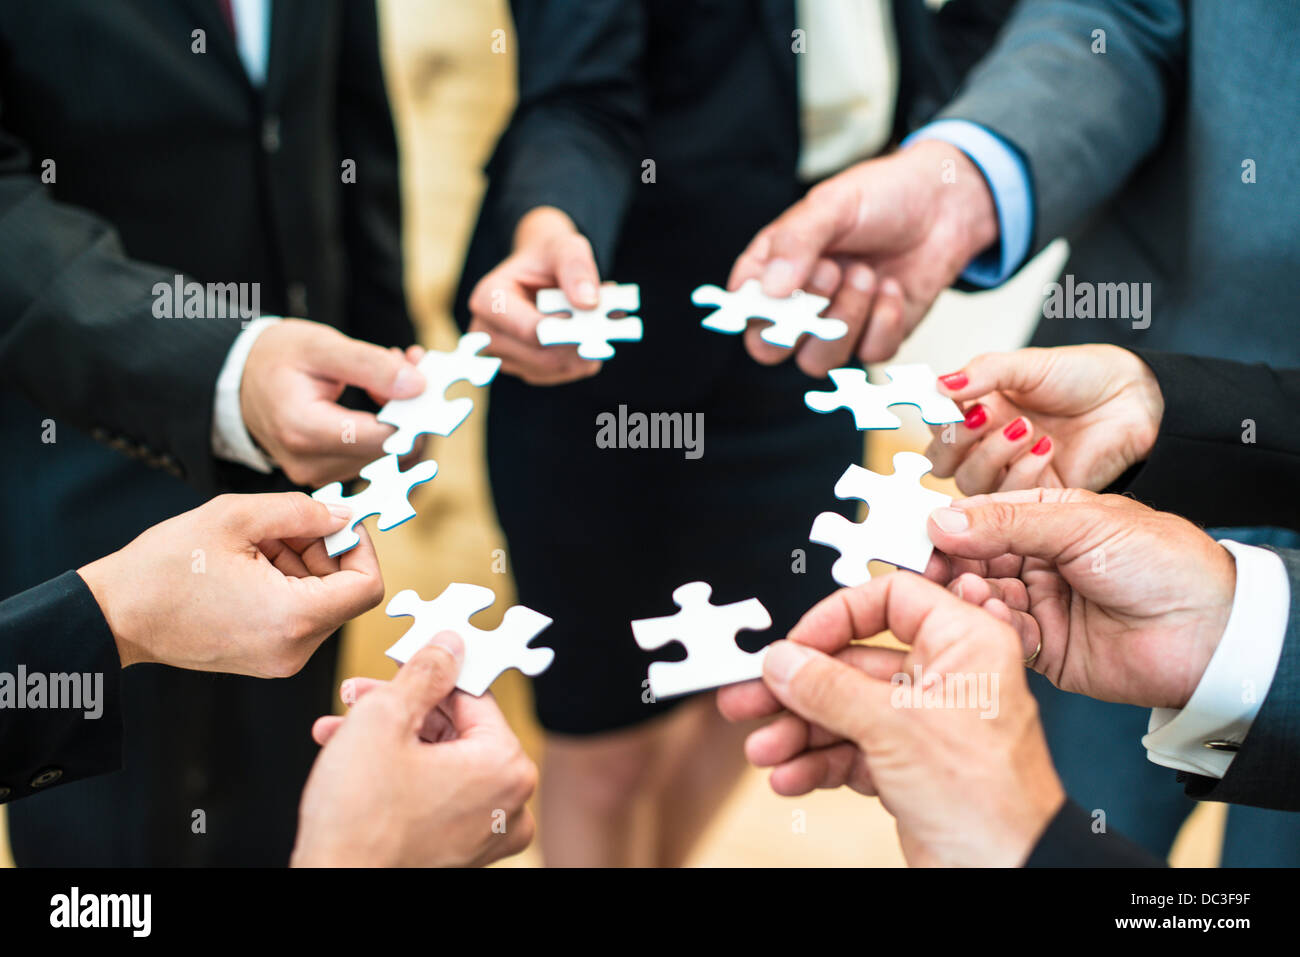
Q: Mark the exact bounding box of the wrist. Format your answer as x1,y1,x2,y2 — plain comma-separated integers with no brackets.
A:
513,206,579,253
1124,350,1166,462
1177,545,1237,709
915,139,1001,268
77,554,151,668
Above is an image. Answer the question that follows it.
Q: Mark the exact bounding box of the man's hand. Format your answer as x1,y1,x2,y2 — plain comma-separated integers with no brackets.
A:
927,489,1236,709
728,140,1000,375
291,635,538,867
466,206,604,385
77,493,384,677
718,573,1064,867
241,318,427,487
924,345,1165,495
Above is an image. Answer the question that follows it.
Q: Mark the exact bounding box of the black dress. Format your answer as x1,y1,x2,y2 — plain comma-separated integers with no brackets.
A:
454,0,994,734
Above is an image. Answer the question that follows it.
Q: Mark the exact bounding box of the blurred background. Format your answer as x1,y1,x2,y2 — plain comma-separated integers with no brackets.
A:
0,0,1222,867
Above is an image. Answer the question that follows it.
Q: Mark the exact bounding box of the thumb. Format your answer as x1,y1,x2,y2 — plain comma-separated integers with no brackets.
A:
228,492,350,543
304,326,425,401
759,190,854,297
927,489,1102,564
937,349,1053,402
553,233,601,310
760,640,895,749
388,631,465,729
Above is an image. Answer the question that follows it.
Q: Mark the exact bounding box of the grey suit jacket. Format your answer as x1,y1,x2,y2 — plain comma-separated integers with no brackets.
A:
938,0,1300,364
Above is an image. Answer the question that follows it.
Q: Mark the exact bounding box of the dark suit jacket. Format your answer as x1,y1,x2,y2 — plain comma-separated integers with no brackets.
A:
1028,800,1163,867
1180,546,1300,813
456,0,1015,311
1032,547,1300,864
938,0,1300,365
0,0,412,496
0,574,123,804
1114,352,1300,532
0,0,412,865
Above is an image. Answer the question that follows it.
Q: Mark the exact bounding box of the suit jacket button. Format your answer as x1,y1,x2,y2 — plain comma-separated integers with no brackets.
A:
262,115,282,153
0,785,11,802
30,768,62,788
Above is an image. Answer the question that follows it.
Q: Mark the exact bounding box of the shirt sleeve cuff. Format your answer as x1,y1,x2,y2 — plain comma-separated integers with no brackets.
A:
901,119,1034,287
1142,541,1291,779
211,316,280,474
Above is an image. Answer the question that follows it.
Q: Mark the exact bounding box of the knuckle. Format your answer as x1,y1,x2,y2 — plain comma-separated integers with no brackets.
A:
512,755,539,804
361,573,385,608
987,500,1020,530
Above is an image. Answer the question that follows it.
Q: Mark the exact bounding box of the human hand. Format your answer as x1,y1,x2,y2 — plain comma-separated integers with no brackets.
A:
728,140,999,375
77,492,384,676
241,318,427,487
466,206,605,385
292,635,537,867
926,489,1236,709
924,345,1165,495
718,573,1064,867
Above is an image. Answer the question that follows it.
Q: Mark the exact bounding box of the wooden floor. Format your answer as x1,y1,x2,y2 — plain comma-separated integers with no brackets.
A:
0,0,1222,868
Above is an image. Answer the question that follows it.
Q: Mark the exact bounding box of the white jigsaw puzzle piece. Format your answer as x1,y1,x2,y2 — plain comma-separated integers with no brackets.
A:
536,283,643,360
384,583,554,696
311,454,438,557
804,364,964,430
809,452,952,587
630,582,772,699
378,331,502,455
691,278,847,348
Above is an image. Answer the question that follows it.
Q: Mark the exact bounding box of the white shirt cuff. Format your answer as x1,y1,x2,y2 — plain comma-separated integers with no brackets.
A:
211,316,280,474
1142,541,1291,779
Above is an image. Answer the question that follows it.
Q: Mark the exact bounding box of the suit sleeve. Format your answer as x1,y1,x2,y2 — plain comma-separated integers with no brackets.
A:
1180,547,1300,812
1025,799,1164,867
0,98,250,496
483,0,648,269
1111,351,1300,532
0,572,123,803
936,0,1186,257
334,0,414,350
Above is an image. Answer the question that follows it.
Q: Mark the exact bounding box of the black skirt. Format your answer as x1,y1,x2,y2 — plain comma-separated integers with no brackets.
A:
484,253,861,734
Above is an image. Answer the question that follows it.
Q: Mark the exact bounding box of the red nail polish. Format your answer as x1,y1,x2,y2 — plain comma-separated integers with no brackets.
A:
939,372,968,391
1031,436,1052,455
963,403,987,429
1003,418,1028,441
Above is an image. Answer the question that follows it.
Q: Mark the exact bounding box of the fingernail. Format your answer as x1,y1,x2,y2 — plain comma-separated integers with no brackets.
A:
326,504,352,520
340,679,357,706
1003,417,1029,442
1031,436,1052,455
963,403,987,429
761,260,794,295
764,640,815,686
849,266,874,292
939,371,968,391
429,629,464,662
810,261,838,294
392,366,424,397
931,507,969,533
575,280,598,306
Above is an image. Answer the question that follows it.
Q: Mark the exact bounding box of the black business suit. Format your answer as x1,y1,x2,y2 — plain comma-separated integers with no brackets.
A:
0,575,124,805
1030,545,1300,866
453,0,1012,735
0,0,412,864
1116,352,1300,532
